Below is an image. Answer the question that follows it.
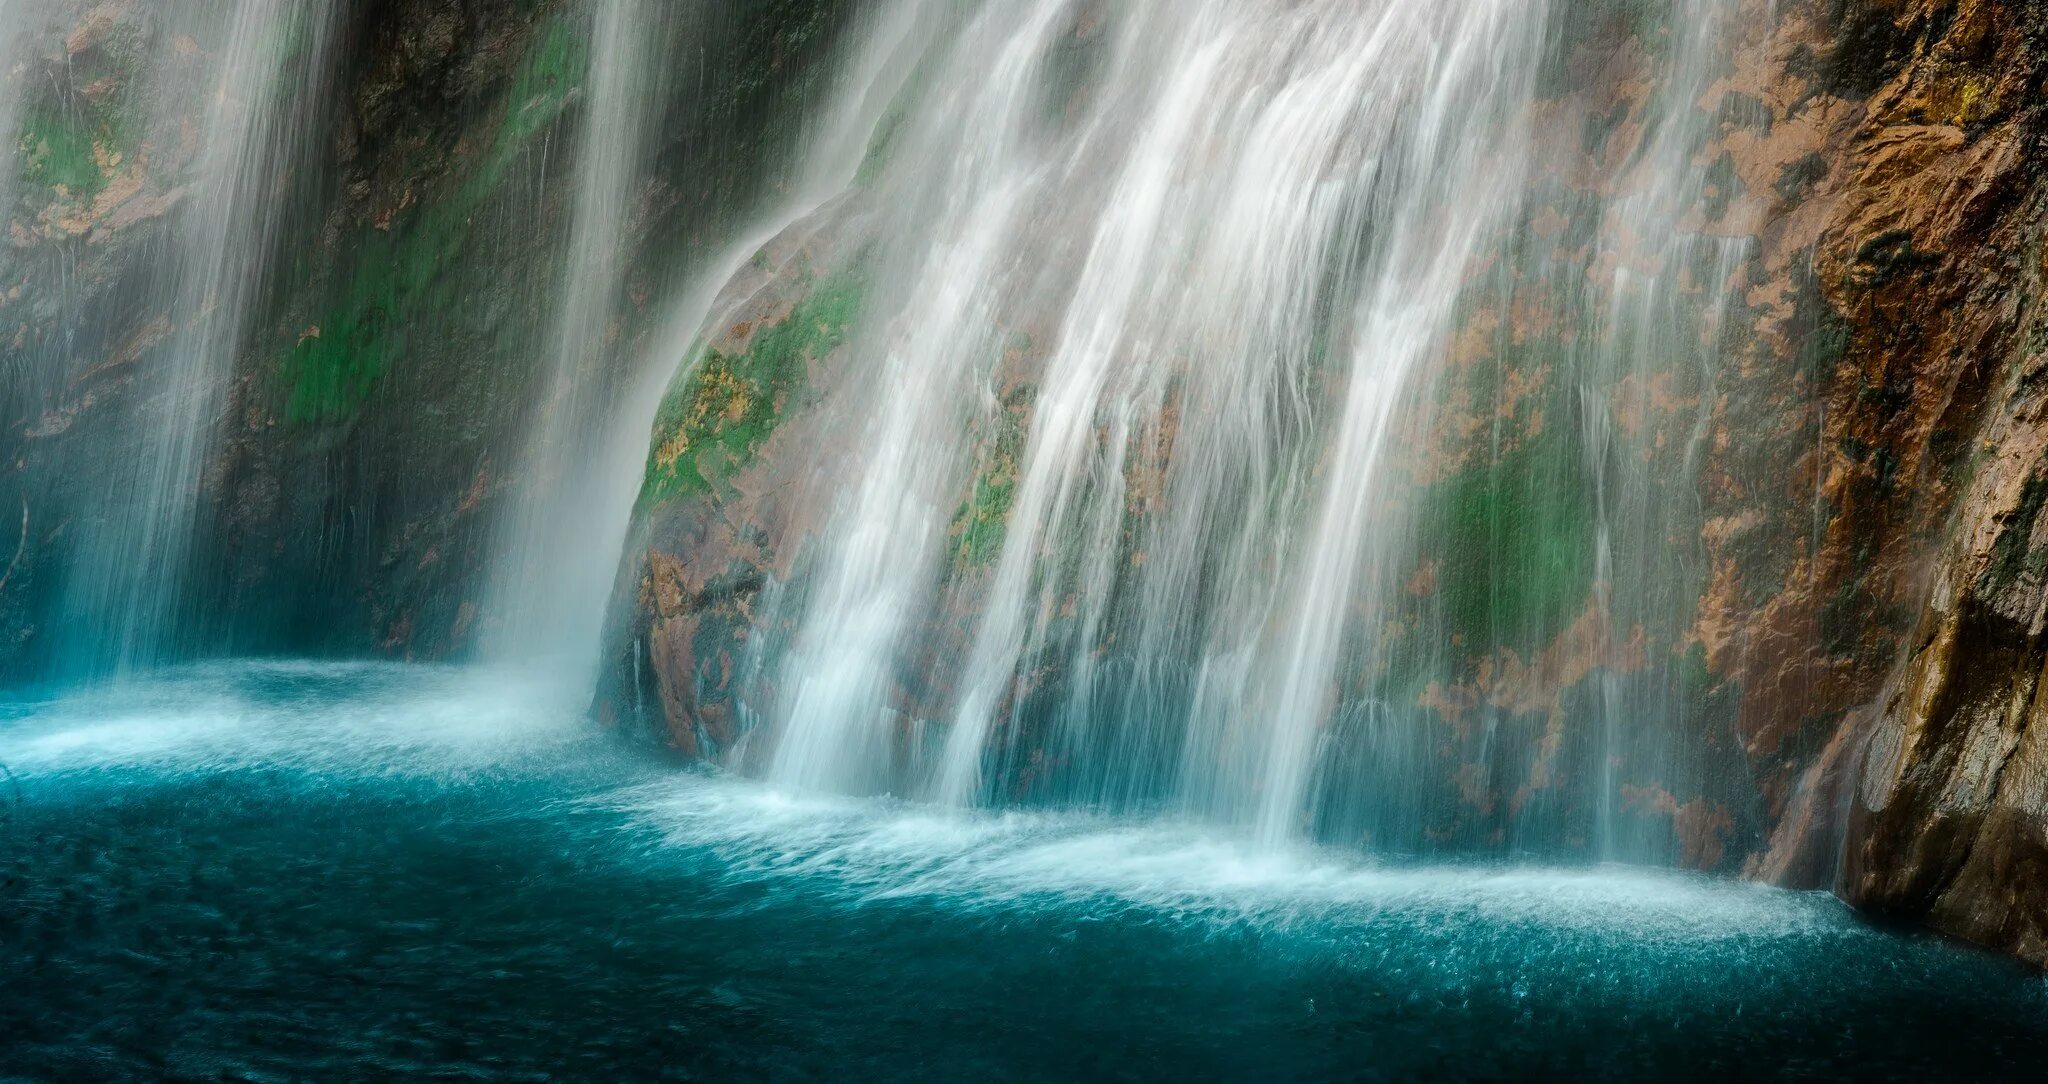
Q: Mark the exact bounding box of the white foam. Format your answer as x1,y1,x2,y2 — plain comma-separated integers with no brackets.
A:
0,660,600,780
1,662,1861,951
611,774,1853,942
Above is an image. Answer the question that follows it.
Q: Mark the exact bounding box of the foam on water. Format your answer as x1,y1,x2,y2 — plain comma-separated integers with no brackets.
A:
0,661,599,781
5,661,2046,1081
611,773,1848,944
2,661,1851,951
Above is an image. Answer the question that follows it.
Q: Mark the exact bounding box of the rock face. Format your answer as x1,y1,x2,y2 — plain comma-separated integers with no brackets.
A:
1814,0,2048,962
602,0,2048,966
1701,0,2048,964
599,210,872,754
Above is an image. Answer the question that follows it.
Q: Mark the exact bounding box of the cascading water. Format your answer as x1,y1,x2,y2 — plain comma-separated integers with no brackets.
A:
482,0,678,674
747,0,1553,810
920,0,1554,844
1564,0,1753,861
486,0,932,700
615,0,1766,863
763,0,1079,796
0,0,1751,861
3,1,337,681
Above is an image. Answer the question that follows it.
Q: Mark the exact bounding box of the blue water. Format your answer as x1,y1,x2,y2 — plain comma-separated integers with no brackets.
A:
3,663,2044,1080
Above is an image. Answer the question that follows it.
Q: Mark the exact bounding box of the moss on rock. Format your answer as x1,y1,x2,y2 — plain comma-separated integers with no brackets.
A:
1431,436,1596,654
640,270,864,506
280,14,588,423
950,388,1029,568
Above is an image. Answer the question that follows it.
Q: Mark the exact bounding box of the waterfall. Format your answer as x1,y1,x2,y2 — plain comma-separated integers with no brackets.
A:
767,0,1074,796
5,1,339,680
610,0,1754,855
482,0,678,674
485,0,933,697
1568,0,1749,859
2,0,1753,859
741,0,1555,821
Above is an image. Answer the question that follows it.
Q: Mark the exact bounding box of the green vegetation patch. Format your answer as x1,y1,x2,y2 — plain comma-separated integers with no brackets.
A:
17,105,128,202
18,110,103,197
495,17,586,155
950,388,1029,568
280,16,587,423
1428,436,1596,654
281,227,418,422
15,19,145,204
639,271,865,506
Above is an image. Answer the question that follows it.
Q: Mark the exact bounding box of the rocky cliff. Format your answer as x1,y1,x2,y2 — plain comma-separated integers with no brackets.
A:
1689,0,2048,964
1798,0,2048,966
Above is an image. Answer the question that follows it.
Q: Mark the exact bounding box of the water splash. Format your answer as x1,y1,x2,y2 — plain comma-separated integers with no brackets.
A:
618,771,1846,944
0,659,598,780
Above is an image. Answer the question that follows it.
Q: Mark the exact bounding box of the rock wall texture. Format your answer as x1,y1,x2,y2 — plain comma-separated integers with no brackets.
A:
1806,0,2048,965
1700,0,2048,964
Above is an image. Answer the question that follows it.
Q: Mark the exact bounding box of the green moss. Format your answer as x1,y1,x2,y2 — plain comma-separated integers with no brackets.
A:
950,389,1029,568
1431,438,1595,653
18,111,100,197
18,108,117,201
494,18,586,164
282,229,409,422
280,16,588,423
16,16,154,205
639,271,865,506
